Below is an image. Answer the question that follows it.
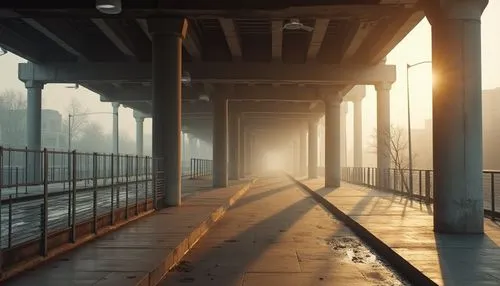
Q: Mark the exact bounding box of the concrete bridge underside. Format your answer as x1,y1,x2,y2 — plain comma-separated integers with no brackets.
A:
0,0,490,233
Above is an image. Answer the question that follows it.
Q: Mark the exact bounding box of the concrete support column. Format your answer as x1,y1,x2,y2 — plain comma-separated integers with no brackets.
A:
26,80,43,183
212,95,228,187
112,102,120,155
340,102,347,167
26,81,43,151
299,127,307,177
133,111,144,156
375,83,391,188
308,119,318,179
148,18,187,206
239,126,245,178
353,98,363,167
228,113,240,180
425,0,487,233
324,94,342,188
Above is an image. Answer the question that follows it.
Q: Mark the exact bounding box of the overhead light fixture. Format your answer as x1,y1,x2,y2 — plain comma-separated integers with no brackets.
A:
96,0,122,15
0,47,7,56
198,94,210,102
181,71,191,86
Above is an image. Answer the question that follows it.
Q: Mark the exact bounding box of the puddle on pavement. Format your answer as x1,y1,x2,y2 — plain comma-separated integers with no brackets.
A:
328,237,412,286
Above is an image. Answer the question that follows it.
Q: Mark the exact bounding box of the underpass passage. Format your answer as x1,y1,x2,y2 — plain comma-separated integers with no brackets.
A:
161,177,409,286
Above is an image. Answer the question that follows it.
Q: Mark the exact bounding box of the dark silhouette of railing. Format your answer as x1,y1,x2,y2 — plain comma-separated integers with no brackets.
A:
189,158,212,179
342,167,498,220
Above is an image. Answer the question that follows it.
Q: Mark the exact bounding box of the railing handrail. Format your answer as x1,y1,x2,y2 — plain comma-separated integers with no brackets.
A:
344,166,500,174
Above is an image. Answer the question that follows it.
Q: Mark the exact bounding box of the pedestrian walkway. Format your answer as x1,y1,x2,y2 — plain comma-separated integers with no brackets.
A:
299,178,500,286
1,177,253,285
161,176,407,286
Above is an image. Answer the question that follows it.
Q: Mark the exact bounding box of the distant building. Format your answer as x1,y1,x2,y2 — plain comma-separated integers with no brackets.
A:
482,88,500,170
0,109,67,150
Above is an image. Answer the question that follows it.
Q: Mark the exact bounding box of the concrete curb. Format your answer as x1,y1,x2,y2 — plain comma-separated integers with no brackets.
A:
289,176,437,286
144,180,255,286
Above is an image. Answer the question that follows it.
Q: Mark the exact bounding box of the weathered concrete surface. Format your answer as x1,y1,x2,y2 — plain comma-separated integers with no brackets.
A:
300,179,500,286
161,177,407,286
2,178,253,286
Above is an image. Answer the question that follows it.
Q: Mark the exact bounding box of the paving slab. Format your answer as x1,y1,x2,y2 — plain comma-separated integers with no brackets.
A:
160,177,408,286
2,178,253,286
299,178,500,286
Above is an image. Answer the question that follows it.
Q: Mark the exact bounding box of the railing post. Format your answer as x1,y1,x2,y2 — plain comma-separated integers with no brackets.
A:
110,153,115,225
71,151,77,243
0,147,3,269
146,156,149,211
491,172,496,220
190,158,193,179
93,153,98,234
8,195,12,249
135,155,139,216
425,170,431,204
42,149,49,256
125,155,129,220
116,155,120,210
419,170,423,199
15,167,19,197
67,150,71,227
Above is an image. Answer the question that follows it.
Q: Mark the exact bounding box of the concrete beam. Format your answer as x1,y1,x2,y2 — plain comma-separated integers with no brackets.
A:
19,62,396,85
183,23,202,60
91,19,135,57
242,113,319,120
97,84,323,102
219,18,242,59
23,18,87,60
366,10,424,64
307,19,329,60
340,20,376,63
272,21,283,61
343,85,366,102
131,101,323,116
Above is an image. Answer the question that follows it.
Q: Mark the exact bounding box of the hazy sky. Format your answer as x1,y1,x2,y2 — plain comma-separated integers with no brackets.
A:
1,3,499,150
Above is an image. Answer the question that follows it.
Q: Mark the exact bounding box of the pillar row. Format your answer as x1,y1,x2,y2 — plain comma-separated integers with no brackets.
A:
426,0,488,234
112,102,120,155
340,102,347,167
239,126,246,178
228,112,240,180
299,127,307,177
148,18,187,207
212,95,228,188
375,82,391,188
134,111,144,156
353,98,363,167
26,80,43,183
324,94,342,188
308,119,318,179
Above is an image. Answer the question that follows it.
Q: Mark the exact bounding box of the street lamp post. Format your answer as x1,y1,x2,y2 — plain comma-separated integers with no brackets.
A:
68,111,119,152
406,60,431,194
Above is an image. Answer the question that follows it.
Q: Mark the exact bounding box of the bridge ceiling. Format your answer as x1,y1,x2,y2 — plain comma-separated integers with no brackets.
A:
0,0,423,115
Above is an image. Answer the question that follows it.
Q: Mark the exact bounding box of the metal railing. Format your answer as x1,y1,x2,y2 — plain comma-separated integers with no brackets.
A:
341,167,499,219
0,147,157,270
189,158,212,179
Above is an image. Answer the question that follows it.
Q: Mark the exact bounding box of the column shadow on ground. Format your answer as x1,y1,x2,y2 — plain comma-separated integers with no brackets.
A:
162,177,365,285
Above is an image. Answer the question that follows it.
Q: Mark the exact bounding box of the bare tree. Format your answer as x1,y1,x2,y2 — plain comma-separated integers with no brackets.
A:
64,98,90,143
369,125,417,193
0,89,27,146
0,89,26,110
